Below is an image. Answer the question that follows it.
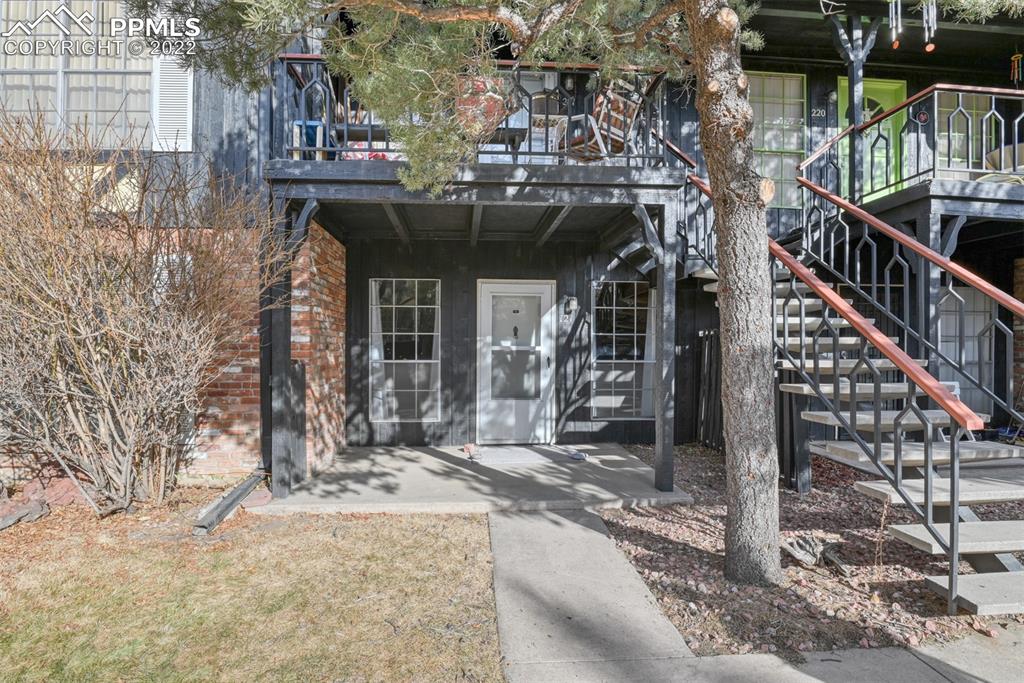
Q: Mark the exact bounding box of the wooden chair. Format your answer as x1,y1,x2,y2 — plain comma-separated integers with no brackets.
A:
561,74,663,162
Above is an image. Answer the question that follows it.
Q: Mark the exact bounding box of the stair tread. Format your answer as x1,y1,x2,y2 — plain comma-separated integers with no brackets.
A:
779,381,956,398
706,281,831,294
800,409,989,430
811,439,1024,466
890,521,1024,554
778,358,928,373
924,571,1024,615
854,472,1024,505
775,317,874,328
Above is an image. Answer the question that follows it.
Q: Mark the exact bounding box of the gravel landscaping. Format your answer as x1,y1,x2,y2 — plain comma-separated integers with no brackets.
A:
602,444,1024,660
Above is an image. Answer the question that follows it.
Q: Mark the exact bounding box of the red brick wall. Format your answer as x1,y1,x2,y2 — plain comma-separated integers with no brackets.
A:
188,221,346,483
292,221,347,474
1015,258,1024,399
189,284,262,482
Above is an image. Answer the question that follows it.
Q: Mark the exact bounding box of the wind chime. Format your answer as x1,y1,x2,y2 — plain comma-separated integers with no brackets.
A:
1012,51,1023,89
888,0,939,52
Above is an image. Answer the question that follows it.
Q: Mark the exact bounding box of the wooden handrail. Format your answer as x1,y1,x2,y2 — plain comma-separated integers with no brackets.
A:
857,83,1024,133
768,239,985,431
797,176,1024,320
687,173,712,197
798,125,854,171
650,129,700,169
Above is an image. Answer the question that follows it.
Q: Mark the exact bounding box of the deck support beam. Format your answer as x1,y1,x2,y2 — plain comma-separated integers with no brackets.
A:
654,200,678,492
382,203,412,245
261,197,318,499
533,205,573,247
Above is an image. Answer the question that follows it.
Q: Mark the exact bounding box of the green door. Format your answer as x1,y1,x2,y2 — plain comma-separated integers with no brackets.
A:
838,78,907,199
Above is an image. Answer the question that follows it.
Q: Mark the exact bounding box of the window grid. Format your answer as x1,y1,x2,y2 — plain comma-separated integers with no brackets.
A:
748,72,806,209
0,1,152,147
369,278,442,423
591,281,655,420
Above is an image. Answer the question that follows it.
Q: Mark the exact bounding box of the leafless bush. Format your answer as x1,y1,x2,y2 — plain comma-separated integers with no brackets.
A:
0,114,288,511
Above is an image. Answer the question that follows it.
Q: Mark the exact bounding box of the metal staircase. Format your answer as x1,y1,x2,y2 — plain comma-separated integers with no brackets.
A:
647,96,1024,616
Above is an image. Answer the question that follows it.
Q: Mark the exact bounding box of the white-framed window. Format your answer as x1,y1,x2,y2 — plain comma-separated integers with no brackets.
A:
0,1,192,150
591,281,655,420
748,72,806,209
369,278,441,422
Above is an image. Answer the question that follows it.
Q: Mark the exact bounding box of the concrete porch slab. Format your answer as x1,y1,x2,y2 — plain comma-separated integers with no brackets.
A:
252,443,692,514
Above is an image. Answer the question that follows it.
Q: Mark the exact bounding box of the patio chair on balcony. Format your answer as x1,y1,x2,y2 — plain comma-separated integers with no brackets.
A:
560,74,664,163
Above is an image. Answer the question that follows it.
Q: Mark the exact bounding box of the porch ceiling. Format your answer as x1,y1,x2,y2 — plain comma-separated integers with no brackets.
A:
270,159,682,244
316,201,636,243
752,0,1024,74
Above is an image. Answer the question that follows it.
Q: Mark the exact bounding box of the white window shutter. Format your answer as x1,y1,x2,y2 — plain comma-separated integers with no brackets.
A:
151,56,194,152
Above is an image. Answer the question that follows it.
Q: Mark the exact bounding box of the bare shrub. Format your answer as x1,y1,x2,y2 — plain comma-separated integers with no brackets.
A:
0,114,287,511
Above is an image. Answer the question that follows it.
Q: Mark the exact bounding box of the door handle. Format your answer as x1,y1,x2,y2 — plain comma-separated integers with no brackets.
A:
546,356,552,369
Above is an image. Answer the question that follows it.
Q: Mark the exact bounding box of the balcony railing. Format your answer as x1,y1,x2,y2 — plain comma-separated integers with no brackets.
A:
273,54,671,167
804,84,1024,203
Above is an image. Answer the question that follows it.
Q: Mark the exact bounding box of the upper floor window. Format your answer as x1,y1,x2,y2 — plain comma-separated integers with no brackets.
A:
748,72,806,209
369,278,441,422
0,1,192,151
591,281,655,420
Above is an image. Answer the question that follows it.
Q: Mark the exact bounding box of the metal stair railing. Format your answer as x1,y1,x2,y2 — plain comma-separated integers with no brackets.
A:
798,84,1024,443
662,128,991,614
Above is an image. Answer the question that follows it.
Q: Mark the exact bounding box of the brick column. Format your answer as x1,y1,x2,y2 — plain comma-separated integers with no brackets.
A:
1015,258,1024,398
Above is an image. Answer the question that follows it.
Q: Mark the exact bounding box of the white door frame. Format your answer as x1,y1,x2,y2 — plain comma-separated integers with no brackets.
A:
476,279,557,445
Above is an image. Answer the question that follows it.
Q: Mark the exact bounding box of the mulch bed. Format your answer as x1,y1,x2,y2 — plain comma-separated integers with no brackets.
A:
602,445,1024,660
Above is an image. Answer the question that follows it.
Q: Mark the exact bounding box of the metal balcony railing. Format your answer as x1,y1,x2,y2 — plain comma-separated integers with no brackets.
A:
273,54,671,167
804,84,1024,203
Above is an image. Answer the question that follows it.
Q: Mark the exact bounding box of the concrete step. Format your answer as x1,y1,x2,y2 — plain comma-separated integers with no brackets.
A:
810,439,1024,467
778,357,928,375
890,521,1024,555
854,471,1024,505
925,571,1024,615
801,410,989,432
779,336,897,352
779,381,958,400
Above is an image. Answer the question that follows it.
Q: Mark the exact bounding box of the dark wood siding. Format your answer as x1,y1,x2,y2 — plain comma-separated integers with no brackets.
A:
344,239,718,447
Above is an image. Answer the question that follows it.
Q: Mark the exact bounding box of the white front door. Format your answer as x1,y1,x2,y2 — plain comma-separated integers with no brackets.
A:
477,280,556,444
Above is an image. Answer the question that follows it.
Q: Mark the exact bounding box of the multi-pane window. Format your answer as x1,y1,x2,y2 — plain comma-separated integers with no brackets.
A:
937,93,1000,170
0,1,153,147
591,281,655,419
748,73,806,208
369,279,441,422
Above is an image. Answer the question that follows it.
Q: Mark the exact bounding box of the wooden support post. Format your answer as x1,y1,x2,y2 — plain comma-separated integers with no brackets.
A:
266,213,295,498
655,201,678,492
829,15,882,202
260,198,318,499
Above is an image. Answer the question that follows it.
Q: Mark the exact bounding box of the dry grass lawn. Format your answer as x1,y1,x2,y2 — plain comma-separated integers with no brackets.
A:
0,490,502,682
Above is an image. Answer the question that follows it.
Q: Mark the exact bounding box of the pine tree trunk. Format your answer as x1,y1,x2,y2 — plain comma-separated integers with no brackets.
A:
683,0,783,585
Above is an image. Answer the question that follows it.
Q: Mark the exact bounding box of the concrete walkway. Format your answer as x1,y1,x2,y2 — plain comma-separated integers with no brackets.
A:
488,509,1024,683
253,443,691,514
489,509,695,682
629,622,1024,682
